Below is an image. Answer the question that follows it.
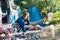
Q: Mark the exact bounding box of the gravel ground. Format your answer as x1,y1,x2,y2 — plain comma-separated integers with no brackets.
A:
40,24,60,40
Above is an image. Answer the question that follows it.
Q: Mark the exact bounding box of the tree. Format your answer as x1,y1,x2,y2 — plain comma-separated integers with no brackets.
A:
14,0,60,13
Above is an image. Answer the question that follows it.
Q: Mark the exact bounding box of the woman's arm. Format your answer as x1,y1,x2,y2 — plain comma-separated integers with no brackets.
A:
30,22,36,25
24,25,34,28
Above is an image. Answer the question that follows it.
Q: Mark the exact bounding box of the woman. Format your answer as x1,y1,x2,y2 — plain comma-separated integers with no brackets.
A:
15,11,34,32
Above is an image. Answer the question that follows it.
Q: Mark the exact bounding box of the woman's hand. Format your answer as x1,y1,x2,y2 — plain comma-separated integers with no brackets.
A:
30,26,35,28
45,21,50,24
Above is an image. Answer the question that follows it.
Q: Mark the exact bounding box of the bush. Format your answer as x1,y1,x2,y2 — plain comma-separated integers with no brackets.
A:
49,11,60,25
52,11,60,21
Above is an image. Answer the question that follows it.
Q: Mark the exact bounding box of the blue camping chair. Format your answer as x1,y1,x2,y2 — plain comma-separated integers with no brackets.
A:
28,6,46,26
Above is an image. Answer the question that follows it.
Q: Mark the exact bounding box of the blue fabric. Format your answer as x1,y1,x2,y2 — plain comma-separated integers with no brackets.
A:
15,17,30,32
9,15,15,23
28,6,42,22
28,6,45,26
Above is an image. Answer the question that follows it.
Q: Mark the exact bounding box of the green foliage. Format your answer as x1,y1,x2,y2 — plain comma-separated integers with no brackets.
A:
41,8,47,13
49,11,60,25
14,0,22,6
14,0,60,13
52,11,60,21
14,0,52,13
51,0,60,12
